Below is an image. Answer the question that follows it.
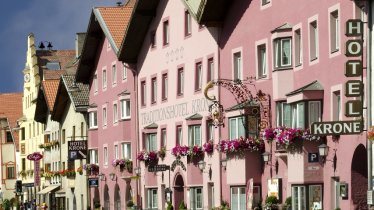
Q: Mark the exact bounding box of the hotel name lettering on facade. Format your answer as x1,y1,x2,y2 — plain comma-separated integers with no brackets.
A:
312,19,364,135
141,98,212,125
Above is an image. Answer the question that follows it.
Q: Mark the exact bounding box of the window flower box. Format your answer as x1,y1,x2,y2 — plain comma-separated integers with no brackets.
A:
216,137,265,155
83,164,100,176
137,151,159,165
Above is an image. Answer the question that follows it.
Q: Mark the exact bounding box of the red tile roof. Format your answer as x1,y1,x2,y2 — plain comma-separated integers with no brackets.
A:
97,4,134,49
43,70,65,80
36,50,75,75
0,93,23,150
42,80,60,111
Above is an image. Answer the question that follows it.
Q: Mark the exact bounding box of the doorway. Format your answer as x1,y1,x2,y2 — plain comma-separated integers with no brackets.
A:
174,174,185,210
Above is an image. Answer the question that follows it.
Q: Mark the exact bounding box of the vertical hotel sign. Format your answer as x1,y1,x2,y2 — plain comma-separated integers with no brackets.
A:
27,152,43,187
311,19,364,135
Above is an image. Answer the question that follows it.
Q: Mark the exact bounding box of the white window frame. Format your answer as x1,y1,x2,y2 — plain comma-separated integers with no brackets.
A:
274,37,292,69
257,44,267,78
294,28,303,67
112,63,117,85
147,188,158,209
89,111,98,129
177,126,183,145
161,128,167,147
114,144,119,159
188,125,202,146
123,64,128,81
177,68,184,95
113,103,118,124
120,99,131,120
121,142,131,160
233,51,242,81
229,116,246,140
146,133,157,152
162,73,168,100
102,107,107,127
291,102,305,129
185,10,192,36
104,147,108,166
102,68,107,90
151,77,157,103
89,149,99,164
292,185,306,210
308,101,321,126
195,62,202,91
94,74,98,93
190,187,203,210
308,15,319,64
230,186,246,210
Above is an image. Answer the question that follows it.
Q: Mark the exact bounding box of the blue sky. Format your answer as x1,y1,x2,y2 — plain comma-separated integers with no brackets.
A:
0,0,120,93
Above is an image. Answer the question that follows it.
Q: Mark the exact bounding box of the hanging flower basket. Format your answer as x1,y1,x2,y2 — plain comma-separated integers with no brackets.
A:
203,141,214,155
171,145,189,158
216,136,265,155
83,164,100,176
137,151,159,165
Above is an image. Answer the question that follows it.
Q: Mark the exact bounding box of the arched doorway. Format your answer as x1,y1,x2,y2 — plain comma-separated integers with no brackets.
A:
114,184,121,210
351,144,367,210
104,184,110,210
174,174,185,210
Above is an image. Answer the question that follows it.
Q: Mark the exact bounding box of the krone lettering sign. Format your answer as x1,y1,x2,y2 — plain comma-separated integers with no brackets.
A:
68,140,87,160
312,19,364,135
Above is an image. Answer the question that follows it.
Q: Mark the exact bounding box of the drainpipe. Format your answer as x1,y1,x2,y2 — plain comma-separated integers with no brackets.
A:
216,26,223,206
368,0,373,208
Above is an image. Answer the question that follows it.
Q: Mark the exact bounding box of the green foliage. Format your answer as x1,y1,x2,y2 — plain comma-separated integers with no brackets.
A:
2,199,11,210
126,200,134,207
335,208,341,210
265,195,279,208
93,201,101,208
212,201,230,210
166,201,174,210
282,196,292,210
179,201,187,210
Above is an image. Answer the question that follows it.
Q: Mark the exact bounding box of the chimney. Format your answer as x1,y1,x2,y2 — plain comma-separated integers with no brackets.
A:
75,33,86,58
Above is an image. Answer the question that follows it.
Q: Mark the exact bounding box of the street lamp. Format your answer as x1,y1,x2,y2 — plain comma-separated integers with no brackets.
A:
38,41,53,50
318,144,337,173
98,173,106,181
198,160,206,171
262,152,271,164
134,167,141,176
220,159,227,170
109,173,116,181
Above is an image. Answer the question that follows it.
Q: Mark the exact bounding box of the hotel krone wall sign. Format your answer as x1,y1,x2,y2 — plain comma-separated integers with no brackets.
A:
312,19,364,135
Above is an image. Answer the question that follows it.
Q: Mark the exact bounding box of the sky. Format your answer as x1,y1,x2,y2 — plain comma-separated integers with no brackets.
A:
0,0,120,93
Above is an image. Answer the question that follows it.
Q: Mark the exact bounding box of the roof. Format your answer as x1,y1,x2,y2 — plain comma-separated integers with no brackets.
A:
118,0,160,63
0,92,23,151
271,23,293,33
43,70,65,80
286,80,324,97
182,0,232,26
225,100,260,112
76,2,135,83
51,75,89,122
36,50,75,78
185,113,203,120
42,80,60,111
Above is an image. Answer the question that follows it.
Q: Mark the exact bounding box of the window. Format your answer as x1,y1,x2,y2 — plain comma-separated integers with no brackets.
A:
62,129,66,144
163,20,169,45
89,149,99,164
102,69,107,89
257,44,267,78
7,165,15,179
276,102,291,127
188,125,201,146
104,147,108,165
161,128,167,147
185,11,192,36
207,58,214,82
89,111,98,128
294,29,302,66
146,133,157,151
147,188,158,209
81,122,84,138
309,101,321,126
151,77,157,104
6,131,12,143
176,126,182,145
333,91,341,121
292,186,306,210
120,99,131,119
229,116,246,140
72,126,76,140
330,10,339,52
113,103,118,123
177,68,184,95
162,73,168,100
103,108,107,127
308,185,323,210
190,187,203,210
114,145,119,159
21,127,25,140
121,143,131,160
274,38,292,68
276,101,321,128
112,64,117,85
141,81,146,106
231,187,246,210
291,102,305,128
22,158,26,171
94,74,98,92
195,62,202,91
233,52,242,81
207,121,215,141
123,64,128,81
309,21,318,61
150,31,156,48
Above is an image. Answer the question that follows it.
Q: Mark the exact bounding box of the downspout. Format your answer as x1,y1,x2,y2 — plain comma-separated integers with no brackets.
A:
368,0,373,208
216,26,223,205
131,66,140,209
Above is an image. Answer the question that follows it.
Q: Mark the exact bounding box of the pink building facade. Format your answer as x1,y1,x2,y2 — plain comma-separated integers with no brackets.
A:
75,3,138,210
215,0,368,209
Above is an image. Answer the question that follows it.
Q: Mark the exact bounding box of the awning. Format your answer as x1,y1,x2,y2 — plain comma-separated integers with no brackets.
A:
37,185,59,195
55,188,66,198
286,80,324,103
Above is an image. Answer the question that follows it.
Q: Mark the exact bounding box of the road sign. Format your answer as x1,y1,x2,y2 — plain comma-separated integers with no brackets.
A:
148,164,170,172
68,141,87,160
